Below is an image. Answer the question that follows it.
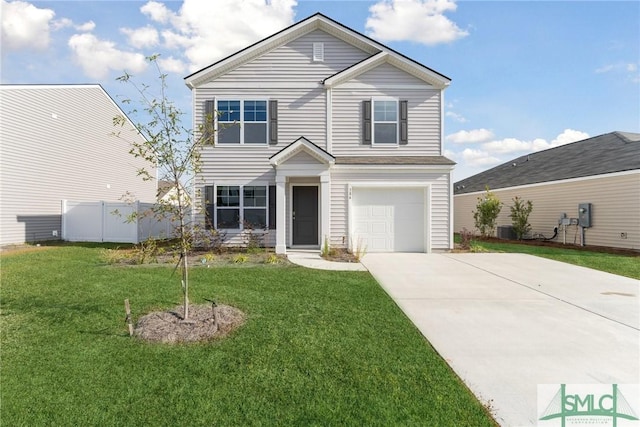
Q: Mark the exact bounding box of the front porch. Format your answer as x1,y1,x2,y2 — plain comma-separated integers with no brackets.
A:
269,137,334,255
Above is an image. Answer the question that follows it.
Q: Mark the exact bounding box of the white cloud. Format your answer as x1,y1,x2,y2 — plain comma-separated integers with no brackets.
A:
141,0,172,24
461,148,500,167
482,137,534,154
480,129,589,155
447,128,494,144
550,129,589,146
158,55,187,74
138,0,296,72
366,0,468,45
121,25,159,49
445,111,467,123
1,0,55,51
76,20,95,32
443,149,457,159
595,64,615,74
68,33,147,79
51,17,72,30
595,61,640,83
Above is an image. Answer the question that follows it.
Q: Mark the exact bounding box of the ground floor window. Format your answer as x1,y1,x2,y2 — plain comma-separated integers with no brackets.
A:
205,184,275,230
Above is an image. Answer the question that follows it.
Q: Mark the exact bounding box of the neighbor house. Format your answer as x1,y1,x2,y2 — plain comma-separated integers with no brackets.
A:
184,13,454,254
454,132,640,250
0,85,157,245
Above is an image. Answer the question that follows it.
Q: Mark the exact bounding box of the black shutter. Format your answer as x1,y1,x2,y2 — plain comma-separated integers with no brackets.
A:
268,185,276,230
204,99,215,144
269,100,278,145
362,100,371,145
399,100,408,145
204,185,215,229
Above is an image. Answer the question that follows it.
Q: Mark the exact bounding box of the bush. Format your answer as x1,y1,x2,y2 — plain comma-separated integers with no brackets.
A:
473,187,502,237
459,228,473,250
509,196,533,240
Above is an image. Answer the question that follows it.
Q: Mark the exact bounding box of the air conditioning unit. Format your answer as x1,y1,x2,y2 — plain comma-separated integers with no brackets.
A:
497,225,517,240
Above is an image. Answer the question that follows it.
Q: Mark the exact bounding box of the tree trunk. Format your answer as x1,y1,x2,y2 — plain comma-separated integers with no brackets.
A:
182,249,189,320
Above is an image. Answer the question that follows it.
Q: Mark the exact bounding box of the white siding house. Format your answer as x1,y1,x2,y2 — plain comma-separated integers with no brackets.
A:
185,13,454,254
0,85,157,245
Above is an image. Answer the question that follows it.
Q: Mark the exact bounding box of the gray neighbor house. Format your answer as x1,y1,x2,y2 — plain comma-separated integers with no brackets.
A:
185,13,455,254
0,85,157,245
454,132,640,250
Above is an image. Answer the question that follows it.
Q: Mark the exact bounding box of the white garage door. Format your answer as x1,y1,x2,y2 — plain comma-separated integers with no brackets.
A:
352,187,425,252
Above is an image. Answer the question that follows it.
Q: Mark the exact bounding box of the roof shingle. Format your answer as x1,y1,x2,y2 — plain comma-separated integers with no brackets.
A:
454,132,640,194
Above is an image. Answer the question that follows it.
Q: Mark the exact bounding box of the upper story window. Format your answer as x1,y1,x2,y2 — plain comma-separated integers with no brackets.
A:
373,99,398,144
362,98,408,146
218,99,268,144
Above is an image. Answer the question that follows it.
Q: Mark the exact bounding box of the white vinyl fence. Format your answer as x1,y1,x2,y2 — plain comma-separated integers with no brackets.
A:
62,200,179,243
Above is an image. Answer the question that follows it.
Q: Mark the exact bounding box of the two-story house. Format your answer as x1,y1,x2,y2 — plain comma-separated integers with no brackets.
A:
185,13,454,254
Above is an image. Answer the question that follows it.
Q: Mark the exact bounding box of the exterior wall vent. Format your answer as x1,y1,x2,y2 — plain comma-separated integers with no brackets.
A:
313,42,324,62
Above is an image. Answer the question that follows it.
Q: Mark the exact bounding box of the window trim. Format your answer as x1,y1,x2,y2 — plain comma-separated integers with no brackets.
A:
371,97,399,146
212,184,272,231
216,99,269,145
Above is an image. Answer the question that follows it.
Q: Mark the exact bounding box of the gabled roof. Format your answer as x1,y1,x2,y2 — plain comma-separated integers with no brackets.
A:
454,132,640,194
184,12,450,89
269,136,335,166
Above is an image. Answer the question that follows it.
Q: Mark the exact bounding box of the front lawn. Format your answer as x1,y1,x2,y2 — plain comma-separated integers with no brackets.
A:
1,245,495,426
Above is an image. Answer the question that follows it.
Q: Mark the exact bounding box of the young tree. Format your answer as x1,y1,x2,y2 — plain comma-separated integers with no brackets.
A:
509,196,533,240
473,186,503,238
113,55,214,320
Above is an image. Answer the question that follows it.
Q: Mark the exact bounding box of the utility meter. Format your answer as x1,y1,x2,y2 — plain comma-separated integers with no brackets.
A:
578,203,592,228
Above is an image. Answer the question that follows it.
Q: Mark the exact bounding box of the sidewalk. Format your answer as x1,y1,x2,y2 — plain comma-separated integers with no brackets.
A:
287,250,367,271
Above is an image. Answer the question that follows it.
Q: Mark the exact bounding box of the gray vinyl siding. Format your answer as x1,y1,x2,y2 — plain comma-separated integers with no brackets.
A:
331,65,441,156
195,87,327,150
211,30,371,84
330,169,452,250
454,172,640,250
0,86,156,245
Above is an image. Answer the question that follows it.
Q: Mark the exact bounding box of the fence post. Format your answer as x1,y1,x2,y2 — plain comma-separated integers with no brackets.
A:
61,200,67,240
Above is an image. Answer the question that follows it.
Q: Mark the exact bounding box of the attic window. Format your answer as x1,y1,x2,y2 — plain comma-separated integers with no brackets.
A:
313,42,324,62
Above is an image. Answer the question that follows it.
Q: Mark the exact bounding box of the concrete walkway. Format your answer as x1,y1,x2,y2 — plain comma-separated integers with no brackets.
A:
287,249,367,271
361,253,640,427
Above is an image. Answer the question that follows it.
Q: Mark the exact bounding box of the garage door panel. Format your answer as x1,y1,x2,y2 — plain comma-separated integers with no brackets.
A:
352,187,425,253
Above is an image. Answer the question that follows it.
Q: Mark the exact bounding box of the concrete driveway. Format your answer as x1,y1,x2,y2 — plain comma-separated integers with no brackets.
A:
361,253,640,427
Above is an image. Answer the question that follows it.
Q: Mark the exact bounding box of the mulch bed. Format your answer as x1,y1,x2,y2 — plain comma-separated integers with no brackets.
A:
134,304,245,344
469,236,639,256
321,248,359,263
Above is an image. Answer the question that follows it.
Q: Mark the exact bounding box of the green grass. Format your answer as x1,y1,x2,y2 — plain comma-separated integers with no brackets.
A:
1,246,495,426
455,235,640,280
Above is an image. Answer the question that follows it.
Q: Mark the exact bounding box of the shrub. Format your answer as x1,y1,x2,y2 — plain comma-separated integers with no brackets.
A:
509,196,533,240
473,187,502,237
233,254,248,264
459,228,473,251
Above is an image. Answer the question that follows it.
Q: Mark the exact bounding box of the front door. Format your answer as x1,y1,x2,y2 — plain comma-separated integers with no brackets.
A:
292,186,318,245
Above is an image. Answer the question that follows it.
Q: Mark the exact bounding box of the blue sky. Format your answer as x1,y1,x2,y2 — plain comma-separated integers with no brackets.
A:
2,0,639,181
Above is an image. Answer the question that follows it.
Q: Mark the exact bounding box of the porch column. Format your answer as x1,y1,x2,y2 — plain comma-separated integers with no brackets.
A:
320,172,331,249
275,175,287,254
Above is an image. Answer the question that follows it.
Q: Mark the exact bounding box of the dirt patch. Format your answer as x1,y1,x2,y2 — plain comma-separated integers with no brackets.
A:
0,244,55,255
134,304,245,344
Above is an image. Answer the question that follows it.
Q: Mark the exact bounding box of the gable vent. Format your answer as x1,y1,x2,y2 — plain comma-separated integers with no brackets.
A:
313,42,324,62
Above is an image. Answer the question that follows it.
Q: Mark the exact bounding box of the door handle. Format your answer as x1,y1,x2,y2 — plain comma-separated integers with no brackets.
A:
292,211,295,220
